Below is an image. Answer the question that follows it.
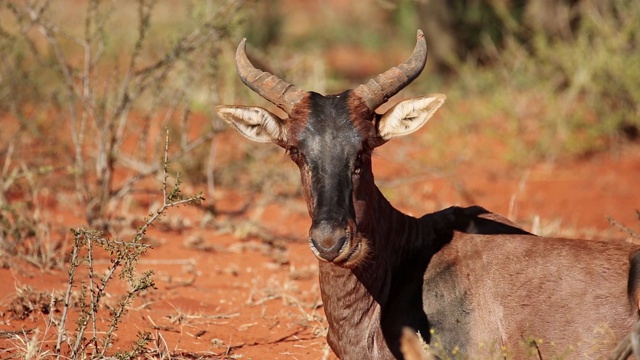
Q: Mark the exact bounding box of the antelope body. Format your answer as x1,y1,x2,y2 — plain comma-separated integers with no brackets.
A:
216,30,640,359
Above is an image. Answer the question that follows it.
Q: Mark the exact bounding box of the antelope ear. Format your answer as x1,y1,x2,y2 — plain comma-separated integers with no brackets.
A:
216,105,287,144
376,94,446,140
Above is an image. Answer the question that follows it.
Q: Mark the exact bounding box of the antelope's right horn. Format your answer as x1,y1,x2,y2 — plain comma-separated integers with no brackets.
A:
235,39,306,115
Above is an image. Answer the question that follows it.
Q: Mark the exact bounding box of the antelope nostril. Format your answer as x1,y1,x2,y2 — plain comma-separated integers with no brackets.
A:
308,221,353,262
309,235,348,262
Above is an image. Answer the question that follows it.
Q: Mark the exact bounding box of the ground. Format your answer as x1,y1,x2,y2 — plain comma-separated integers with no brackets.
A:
1,111,639,359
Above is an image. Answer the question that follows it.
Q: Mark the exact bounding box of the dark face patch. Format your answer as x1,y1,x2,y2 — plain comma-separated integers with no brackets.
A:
286,91,375,265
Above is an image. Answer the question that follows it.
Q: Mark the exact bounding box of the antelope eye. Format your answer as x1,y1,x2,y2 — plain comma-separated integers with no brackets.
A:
353,154,363,174
288,146,300,157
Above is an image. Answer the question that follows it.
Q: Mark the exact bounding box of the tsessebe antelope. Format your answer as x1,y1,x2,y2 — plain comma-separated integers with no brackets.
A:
216,30,640,359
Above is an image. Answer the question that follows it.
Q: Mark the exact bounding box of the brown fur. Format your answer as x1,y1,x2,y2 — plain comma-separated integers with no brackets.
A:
347,93,380,148
283,93,312,146
424,232,637,359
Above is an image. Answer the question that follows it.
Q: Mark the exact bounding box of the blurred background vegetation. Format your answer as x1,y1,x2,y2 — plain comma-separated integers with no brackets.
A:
0,0,639,227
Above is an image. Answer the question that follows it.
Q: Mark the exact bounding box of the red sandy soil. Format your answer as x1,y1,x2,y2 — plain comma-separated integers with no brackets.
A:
1,110,639,359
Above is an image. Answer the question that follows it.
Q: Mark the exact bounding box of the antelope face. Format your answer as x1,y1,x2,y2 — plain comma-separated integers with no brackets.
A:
286,91,375,266
216,31,446,268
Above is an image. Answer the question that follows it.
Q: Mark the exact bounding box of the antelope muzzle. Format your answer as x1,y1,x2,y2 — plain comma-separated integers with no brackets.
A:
308,218,359,264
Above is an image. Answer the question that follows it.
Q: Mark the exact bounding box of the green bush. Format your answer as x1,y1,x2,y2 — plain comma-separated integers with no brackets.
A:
444,1,640,160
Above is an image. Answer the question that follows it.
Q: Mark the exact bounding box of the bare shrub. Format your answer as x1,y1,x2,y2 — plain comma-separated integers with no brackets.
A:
0,143,64,270
0,0,245,227
52,132,204,359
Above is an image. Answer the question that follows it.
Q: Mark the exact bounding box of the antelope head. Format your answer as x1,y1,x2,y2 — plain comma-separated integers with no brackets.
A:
216,30,445,268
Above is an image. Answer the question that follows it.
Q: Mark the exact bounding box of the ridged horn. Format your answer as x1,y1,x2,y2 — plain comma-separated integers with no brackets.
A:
235,38,306,115
352,30,428,111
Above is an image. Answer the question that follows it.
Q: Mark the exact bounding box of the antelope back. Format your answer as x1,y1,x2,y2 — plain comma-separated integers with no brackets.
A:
423,232,638,359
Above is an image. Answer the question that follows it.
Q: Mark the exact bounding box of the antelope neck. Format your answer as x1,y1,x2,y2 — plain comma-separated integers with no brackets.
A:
319,183,438,356
321,183,434,294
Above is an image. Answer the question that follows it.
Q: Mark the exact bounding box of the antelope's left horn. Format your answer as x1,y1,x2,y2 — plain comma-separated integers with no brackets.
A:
352,30,428,111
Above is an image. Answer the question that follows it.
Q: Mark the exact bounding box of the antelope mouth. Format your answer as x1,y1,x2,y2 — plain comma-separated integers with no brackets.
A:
333,240,363,267
308,226,365,267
